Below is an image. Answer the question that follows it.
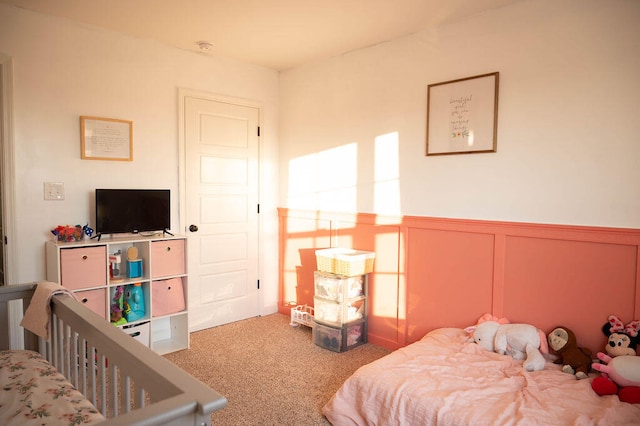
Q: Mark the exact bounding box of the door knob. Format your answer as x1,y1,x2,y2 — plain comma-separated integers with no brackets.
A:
189,224,199,232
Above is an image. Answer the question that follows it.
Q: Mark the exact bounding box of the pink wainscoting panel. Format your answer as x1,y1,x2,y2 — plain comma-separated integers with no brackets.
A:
402,217,640,352
502,236,638,355
405,227,494,343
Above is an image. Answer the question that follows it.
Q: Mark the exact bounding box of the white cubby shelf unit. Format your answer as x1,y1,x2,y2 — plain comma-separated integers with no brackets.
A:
45,234,188,355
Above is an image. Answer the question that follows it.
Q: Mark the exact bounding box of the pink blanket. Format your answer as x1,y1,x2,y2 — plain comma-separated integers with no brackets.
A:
20,281,76,340
323,328,640,425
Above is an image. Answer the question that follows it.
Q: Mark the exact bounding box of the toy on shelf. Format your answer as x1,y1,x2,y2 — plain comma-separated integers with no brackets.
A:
82,224,94,239
110,285,127,326
123,283,145,322
109,250,123,281
126,246,143,278
51,224,85,242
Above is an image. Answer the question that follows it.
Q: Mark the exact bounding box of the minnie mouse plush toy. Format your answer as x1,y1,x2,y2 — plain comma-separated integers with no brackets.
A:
602,315,640,357
591,315,640,403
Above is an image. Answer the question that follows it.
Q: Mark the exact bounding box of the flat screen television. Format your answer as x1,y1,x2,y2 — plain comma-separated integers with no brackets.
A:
95,189,170,236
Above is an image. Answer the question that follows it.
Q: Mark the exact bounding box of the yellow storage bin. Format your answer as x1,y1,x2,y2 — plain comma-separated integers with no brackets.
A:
315,248,375,277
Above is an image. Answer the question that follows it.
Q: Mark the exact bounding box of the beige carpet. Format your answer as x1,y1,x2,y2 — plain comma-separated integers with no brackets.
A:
164,313,390,425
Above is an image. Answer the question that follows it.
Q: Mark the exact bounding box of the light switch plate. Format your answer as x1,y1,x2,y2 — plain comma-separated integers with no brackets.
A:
44,182,65,200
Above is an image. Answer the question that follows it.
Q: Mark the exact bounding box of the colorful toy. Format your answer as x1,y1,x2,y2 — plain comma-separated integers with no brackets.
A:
126,246,143,278
51,224,88,242
592,352,640,404
109,250,123,280
110,306,127,325
123,283,145,322
82,224,94,238
602,315,640,357
110,285,127,325
547,326,592,379
466,315,547,372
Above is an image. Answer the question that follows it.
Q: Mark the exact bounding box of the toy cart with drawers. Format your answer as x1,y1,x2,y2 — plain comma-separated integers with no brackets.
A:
311,248,375,352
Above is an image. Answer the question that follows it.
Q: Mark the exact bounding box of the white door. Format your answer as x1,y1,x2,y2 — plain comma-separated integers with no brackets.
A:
182,93,260,332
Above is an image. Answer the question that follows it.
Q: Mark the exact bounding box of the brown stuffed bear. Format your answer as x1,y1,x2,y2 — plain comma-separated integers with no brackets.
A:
548,326,592,379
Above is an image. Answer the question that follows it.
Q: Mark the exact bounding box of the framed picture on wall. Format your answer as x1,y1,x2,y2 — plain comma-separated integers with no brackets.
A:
426,72,499,156
80,116,133,161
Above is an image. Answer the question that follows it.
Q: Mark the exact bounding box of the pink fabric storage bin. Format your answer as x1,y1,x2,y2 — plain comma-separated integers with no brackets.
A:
75,288,107,320
60,246,107,290
152,278,185,317
151,240,185,278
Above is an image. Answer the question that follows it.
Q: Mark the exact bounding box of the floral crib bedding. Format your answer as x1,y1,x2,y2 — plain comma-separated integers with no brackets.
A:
0,349,104,426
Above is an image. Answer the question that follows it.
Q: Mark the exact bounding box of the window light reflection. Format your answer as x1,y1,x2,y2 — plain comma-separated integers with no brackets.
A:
287,143,358,212
374,132,401,215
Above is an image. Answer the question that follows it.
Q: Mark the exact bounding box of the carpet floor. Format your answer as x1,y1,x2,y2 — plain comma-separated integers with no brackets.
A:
164,313,390,425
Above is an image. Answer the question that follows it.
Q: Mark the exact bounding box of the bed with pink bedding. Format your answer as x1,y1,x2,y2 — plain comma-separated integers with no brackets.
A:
322,328,640,425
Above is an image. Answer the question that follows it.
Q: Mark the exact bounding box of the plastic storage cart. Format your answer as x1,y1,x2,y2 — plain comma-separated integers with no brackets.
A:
312,248,374,352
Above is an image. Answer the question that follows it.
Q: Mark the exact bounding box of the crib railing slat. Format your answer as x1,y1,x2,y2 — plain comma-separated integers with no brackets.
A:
80,337,87,397
89,345,97,408
52,316,58,368
136,385,145,409
64,324,71,378
110,362,118,418
71,331,79,389
98,352,106,416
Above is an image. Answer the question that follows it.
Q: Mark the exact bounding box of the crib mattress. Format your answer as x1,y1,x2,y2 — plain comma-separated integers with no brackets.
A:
323,328,640,425
0,349,104,425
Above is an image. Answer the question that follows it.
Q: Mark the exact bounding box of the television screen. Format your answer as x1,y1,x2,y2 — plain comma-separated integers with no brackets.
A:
95,189,170,235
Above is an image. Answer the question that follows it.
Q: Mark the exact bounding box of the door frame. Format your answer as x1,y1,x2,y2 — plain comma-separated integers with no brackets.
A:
0,53,18,286
177,88,263,317
1,53,20,349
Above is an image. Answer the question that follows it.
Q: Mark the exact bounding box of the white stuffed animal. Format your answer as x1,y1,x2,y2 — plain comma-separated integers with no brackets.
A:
467,320,547,372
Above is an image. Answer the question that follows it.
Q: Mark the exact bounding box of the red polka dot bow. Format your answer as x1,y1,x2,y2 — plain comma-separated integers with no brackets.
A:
608,315,640,337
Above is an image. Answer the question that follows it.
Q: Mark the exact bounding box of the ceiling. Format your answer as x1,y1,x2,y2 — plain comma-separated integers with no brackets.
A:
1,0,522,70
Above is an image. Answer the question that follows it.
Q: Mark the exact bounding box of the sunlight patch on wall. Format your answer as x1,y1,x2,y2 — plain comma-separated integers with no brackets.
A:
287,143,358,212
374,132,401,216
374,231,401,321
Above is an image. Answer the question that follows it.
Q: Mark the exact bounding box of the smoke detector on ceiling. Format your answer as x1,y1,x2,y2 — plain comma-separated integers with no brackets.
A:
196,41,214,52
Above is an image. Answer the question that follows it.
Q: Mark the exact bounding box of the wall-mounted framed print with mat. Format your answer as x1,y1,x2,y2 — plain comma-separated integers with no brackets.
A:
426,72,499,156
80,116,133,161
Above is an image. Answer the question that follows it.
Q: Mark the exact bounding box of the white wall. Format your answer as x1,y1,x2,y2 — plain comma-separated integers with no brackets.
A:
0,4,280,314
279,0,640,228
